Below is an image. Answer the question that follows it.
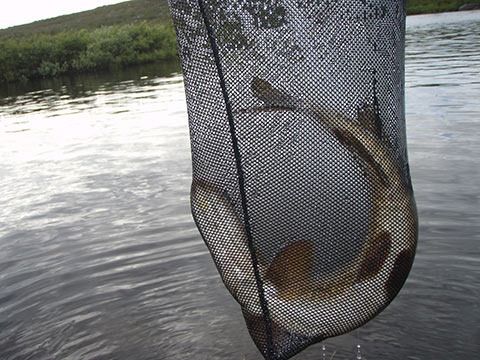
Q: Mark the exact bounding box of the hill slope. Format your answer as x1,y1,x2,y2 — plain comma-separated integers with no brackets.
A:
0,0,172,38
0,0,474,38
0,0,475,84
407,0,474,14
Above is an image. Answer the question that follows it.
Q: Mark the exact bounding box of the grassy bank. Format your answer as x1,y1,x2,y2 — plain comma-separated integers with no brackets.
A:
407,0,474,14
0,22,177,83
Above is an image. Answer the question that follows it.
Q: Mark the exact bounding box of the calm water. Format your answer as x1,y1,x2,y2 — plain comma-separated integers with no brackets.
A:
1,10,479,360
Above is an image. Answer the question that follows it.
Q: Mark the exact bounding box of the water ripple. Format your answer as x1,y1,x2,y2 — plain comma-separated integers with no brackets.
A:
0,11,479,360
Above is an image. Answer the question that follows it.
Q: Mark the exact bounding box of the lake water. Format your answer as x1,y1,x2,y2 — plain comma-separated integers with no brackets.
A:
1,10,479,360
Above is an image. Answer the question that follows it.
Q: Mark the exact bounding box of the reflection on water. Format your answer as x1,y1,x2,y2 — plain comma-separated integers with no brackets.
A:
1,11,480,360
0,61,181,103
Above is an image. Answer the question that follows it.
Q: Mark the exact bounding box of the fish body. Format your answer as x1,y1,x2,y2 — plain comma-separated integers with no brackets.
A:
192,77,417,338
251,77,418,336
190,179,260,309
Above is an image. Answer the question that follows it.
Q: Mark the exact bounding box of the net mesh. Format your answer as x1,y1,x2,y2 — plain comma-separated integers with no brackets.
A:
168,0,418,358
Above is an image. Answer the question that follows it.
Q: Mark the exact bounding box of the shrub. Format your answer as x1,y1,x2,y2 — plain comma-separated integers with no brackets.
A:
0,22,177,83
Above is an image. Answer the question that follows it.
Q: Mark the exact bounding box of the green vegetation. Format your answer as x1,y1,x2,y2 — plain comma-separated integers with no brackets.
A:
0,0,171,38
0,0,476,83
0,0,473,39
0,0,176,84
407,0,473,14
0,22,177,83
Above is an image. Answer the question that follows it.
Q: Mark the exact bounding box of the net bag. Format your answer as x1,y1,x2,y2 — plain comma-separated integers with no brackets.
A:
168,0,418,358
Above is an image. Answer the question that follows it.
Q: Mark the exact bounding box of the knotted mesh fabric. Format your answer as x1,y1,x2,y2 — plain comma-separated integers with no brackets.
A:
168,0,418,358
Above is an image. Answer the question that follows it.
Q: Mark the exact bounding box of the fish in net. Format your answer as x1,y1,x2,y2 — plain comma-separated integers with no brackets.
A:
168,0,418,358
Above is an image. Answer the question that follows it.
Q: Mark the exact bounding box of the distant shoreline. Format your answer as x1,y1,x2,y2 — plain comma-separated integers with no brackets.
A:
407,2,480,16
0,0,478,84
0,0,477,35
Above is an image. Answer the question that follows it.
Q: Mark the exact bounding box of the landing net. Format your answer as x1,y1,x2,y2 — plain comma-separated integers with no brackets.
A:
168,1,418,358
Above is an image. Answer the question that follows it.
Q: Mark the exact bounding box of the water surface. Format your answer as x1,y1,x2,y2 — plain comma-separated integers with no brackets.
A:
1,10,479,360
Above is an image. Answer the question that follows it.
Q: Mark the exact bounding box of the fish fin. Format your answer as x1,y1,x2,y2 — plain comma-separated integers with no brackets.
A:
332,128,390,187
357,103,383,139
251,76,298,109
265,240,315,301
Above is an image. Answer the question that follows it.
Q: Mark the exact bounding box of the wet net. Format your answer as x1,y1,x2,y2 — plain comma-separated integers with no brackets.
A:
168,0,418,358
